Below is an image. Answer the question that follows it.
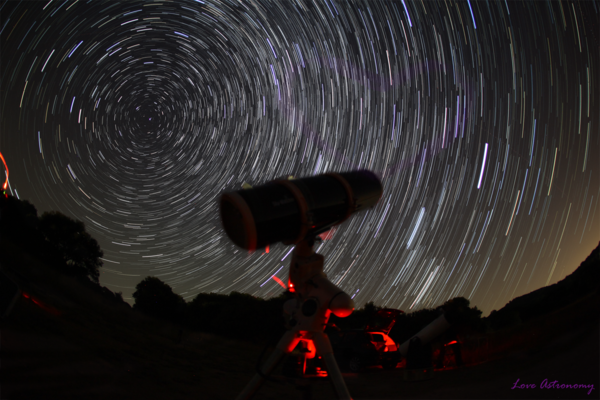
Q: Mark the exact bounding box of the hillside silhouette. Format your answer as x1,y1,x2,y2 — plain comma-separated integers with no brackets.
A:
485,242,600,330
2,194,598,340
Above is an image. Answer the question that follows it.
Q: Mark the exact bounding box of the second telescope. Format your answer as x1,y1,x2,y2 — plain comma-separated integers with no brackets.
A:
220,170,383,251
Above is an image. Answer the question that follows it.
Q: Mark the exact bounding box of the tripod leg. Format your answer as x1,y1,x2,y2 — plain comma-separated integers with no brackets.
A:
312,332,353,400
235,330,301,400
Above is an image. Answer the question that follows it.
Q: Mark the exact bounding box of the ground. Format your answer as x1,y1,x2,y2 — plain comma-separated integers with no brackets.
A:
1,250,598,400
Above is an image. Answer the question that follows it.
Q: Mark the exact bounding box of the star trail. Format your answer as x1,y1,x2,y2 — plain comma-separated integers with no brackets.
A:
1,0,598,315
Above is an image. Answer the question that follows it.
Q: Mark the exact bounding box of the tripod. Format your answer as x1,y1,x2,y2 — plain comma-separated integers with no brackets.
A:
235,238,353,400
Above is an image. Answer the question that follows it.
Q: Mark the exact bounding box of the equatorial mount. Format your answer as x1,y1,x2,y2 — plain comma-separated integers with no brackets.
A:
235,237,354,400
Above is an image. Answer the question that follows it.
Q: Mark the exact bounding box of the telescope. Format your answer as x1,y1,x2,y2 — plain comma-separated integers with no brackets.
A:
220,170,382,400
220,170,382,252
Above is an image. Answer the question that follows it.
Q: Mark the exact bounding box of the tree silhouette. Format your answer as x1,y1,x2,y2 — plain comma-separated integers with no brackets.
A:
133,276,186,322
39,211,103,283
363,301,381,318
442,296,484,331
0,196,43,245
1,196,65,270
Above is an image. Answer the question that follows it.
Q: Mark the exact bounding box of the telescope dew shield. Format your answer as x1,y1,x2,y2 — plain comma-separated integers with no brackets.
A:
220,170,383,251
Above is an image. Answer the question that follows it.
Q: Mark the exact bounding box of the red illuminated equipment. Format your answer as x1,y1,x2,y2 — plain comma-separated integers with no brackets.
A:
327,308,404,373
236,237,356,400
220,170,383,400
1,151,9,196
21,291,61,316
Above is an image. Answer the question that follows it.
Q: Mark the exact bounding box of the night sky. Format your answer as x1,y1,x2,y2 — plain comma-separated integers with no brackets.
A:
1,0,598,316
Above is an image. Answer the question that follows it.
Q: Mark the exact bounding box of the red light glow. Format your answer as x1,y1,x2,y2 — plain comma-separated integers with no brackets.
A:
318,227,337,241
272,275,287,288
0,151,8,190
22,291,61,316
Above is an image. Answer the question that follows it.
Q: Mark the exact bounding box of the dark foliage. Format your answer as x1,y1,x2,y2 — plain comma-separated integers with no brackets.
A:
0,196,125,306
39,211,104,284
131,279,290,343
0,196,57,264
441,297,484,332
328,301,382,331
186,290,288,342
0,196,101,281
137,276,476,346
133,276,187,324
0,196,41,242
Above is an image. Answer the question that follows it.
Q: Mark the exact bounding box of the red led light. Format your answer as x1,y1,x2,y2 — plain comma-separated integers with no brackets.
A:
0,151,8,191
271,275,286,289
22,291,61,316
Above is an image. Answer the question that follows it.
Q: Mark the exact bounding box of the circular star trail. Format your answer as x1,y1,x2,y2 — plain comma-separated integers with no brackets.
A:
1,0,598,314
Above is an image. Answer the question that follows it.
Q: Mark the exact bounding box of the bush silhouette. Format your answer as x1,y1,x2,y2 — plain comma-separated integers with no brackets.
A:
0,196,45,248
441,296,484,331
133,276,186,323
187,290,287,342
39,211,103,283
1,196,74,272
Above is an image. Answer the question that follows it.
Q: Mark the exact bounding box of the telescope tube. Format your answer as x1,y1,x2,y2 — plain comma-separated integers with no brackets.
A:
220,170,382,251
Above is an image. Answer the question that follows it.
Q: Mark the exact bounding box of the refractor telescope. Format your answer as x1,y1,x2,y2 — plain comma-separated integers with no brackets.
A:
219,170,383,400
